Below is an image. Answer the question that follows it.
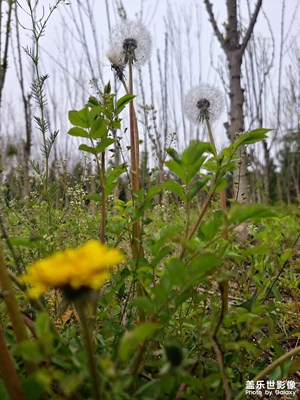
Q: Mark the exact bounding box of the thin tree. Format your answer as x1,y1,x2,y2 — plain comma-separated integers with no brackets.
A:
203,0,263,203
0,0,15,104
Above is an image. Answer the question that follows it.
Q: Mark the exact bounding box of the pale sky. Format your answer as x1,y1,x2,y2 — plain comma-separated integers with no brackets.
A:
2,0,300,158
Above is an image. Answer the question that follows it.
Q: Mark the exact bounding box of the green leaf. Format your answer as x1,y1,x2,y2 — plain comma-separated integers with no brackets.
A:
90,118,108,139
215,177,227,193
182,141,213,164
166,148,182,164
186,155,207,182
105,165,126,197
188,177,208,201
164,258,187,286
17,340,44,363
118,323,161,362
225,340,258,354
150,246,172,268
116,94,135,115
131,297,155,315
229,204,277,226
78,144,96,155
188,252,221,283
165,160,187,183
10,237,41,248
68,107,89,128
198,210,224,241
233,128,271,150
35,313,51,339
112,120,121,129
95,137,115,153
162,181,185,200
86,194,101,202
88,106,102,124
87,96,99,106
67,127,89,138
104,81,111,94
23,376,45,400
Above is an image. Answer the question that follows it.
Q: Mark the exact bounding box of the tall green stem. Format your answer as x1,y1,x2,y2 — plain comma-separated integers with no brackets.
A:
76,302,101,400
205,118,229,314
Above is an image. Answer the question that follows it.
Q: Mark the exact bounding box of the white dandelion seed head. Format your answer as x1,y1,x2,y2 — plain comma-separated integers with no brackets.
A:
107,46,126,80
184,84,225,124
110,19,152,66
107,47,125,68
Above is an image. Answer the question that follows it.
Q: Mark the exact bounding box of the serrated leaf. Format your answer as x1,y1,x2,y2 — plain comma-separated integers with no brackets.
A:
67,127,89,138
118,323,161,362
116,94,135,115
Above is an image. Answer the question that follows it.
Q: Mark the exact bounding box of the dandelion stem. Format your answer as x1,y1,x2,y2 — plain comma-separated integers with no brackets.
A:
128,61,142,261
76,301,101,400
205,118,229,315
205,117,217,157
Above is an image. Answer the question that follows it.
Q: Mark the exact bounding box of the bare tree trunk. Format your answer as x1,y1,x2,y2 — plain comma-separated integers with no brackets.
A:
203,0,263,203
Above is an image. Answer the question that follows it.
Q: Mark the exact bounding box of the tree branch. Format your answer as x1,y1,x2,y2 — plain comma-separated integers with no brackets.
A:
0,0,14,103
240,0,263,54
203,0,226,49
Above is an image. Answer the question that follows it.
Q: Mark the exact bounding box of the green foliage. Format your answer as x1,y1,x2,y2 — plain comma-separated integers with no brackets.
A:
1,81,300,400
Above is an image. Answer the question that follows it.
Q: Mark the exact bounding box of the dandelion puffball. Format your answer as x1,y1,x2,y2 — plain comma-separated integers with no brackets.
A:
184,84,225,124
109,19,152,66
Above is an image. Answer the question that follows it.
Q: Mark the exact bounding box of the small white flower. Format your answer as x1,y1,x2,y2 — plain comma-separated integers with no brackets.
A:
184,84,224,124
110,19,152,66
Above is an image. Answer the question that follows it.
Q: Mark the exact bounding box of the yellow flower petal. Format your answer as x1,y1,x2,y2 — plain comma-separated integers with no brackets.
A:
21,240,124,297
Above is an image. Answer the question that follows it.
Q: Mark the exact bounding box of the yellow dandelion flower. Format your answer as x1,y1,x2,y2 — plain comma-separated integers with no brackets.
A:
21,240,124,298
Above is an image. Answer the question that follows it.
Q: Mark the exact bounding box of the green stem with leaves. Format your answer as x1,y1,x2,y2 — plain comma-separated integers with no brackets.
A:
26,0,63,192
